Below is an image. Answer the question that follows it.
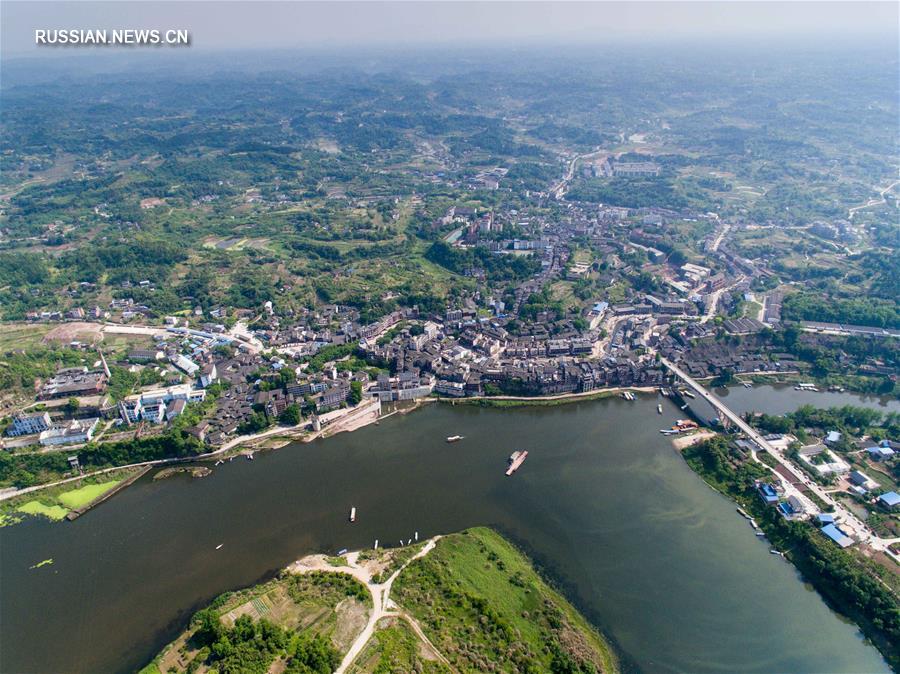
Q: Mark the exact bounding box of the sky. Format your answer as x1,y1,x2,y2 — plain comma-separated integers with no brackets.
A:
2,1,898,59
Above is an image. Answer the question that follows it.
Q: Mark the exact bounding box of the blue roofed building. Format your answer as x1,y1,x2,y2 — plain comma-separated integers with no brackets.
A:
816,513,835,525
866,445,895,461
877,491,900,511
757,482,779,505
821,523,854,548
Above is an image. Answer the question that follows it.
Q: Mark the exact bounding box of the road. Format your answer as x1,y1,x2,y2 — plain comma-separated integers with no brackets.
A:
699,275,745,324
660,358,898,558
707,222,731,253
549,149,606,199
847,179,900,220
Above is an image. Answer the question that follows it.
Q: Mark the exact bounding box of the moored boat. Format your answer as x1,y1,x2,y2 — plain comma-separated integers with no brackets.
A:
446,435,464,443
349,507,356,523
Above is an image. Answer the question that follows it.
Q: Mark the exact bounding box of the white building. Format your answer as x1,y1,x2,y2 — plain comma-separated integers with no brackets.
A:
39,418,99,446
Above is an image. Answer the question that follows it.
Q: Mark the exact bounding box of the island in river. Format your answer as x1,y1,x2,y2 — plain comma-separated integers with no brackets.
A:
140,527,618,674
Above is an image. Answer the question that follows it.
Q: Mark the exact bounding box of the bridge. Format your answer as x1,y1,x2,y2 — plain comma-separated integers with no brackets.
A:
660,358,778,454
659,357,894,554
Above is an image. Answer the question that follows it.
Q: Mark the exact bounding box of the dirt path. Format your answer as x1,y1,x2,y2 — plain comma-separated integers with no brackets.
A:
334,537,442,674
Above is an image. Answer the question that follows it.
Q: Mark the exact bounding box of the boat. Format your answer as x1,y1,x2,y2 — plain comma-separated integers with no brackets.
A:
742,381,753,388
621,391,635,401
681,389,696,399
505,450,529,476
349,507,356,523
755,532,766,537
215,544,224,550
736,507,750,519
657,403,663,414
446,435,464,443
337,548,348,555
246,452,254,461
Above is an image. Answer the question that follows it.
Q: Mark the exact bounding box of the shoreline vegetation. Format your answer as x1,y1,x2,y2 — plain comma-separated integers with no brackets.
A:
140,527,619,674
681,436,900,669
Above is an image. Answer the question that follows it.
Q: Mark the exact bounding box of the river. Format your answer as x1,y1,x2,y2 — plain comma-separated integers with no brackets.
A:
1,385,896,673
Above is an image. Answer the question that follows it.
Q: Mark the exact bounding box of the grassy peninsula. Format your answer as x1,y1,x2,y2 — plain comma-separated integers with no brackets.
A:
141,528,618,674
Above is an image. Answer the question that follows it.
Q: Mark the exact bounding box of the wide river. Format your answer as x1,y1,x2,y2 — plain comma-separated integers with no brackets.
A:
2,385,897,673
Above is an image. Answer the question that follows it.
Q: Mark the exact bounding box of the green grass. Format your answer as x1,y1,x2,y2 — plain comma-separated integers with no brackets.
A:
57,480,121,509
17,500,68,521
0,322,52,351
348,617,450,673
394,527,618,673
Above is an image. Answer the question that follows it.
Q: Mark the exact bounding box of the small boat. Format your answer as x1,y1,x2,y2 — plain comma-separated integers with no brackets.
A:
755,532,766,537
770,549,785,557
246,452,254,461
216,544,224,550
742,381,753,389
446,435,464,443
657,404,663,414
349,507,356,523
736,507,750,519
337,548,348,556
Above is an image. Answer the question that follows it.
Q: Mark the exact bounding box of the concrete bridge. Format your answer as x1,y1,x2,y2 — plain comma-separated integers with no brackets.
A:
660,358,778,454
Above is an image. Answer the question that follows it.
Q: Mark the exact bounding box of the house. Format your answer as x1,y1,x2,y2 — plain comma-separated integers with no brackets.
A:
171,354,200,376
820,523,854,548
877,491,900,511
200,363,218,388
849,470,876,490
824,431,842,446
757,482,779,505
165,398,187,421
39,368,108,399
39,418,99,446
866,445,895,461
7,412,52,437
128,349,164,362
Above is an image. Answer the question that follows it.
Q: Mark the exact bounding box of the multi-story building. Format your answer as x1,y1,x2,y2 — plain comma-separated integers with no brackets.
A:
7,412,52,437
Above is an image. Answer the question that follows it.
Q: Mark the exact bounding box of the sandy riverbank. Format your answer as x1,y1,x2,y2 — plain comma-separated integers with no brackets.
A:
671,430,717,450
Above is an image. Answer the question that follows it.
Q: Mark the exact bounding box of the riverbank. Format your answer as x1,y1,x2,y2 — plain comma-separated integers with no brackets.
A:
0,466,146,526
140,528,619,674
0,398,387,517
681,437,900,669
441,385,657,408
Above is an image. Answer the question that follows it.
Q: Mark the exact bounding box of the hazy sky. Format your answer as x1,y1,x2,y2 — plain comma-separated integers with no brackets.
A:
2,1,898,58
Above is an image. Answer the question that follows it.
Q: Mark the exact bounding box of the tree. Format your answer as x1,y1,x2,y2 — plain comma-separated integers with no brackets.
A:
348,381,363,405
65,397,80,414
278,404,301,426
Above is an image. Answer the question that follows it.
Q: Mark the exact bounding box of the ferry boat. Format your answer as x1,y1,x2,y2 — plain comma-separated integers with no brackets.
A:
505,450,529,476
794,383,819,392
349,507,356,523
446,435,464,443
